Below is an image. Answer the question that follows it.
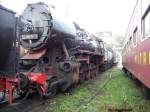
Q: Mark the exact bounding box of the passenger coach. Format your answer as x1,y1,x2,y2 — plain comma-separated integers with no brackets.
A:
122,0,150,98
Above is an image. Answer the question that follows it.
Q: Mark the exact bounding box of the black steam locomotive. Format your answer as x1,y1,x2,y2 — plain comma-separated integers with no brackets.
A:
0,4,18,104
0,2,115,104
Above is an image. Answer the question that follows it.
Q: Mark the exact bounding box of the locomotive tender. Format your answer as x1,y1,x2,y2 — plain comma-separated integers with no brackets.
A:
0,4,18,104
122,0,150,98
0,2,115,104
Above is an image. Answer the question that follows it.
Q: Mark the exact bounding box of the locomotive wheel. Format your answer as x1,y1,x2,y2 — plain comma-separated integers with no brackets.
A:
60,81,71,92
90,73,94,79
127,71,132,79
134,78,141,86
142,85,150,99
18,90,29,100
122,68,127,76
94,68,99,77
44,79,57,98
122,68,126,73
94,73,97,77
131,74,136,81
79,73,85,83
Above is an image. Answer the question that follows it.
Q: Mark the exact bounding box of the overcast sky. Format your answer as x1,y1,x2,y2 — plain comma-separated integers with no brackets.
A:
0,0,137,36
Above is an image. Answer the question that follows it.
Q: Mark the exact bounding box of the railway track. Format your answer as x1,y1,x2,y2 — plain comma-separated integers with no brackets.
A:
73,74,122,112
0,69,116,112
0,93,56,112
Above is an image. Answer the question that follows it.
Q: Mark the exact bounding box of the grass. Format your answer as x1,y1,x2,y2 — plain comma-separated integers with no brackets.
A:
47,68,150,112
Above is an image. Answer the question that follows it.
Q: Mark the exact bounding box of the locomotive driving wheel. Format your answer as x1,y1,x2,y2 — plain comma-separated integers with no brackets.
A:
44,78,57,98
79,73,86,83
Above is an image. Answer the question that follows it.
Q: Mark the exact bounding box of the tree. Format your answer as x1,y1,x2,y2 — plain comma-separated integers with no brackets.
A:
113,35,124,48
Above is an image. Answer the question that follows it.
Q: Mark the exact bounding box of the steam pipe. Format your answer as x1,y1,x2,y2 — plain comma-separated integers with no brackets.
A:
62,42,69,59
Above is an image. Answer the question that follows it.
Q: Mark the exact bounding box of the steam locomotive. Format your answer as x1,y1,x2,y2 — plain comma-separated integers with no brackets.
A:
0,4,18,104
0,2,116,104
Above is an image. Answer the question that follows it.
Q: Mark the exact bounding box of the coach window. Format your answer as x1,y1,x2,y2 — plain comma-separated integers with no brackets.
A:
142,7,150,38
124,45,126,53
133,27,137,45
129,37,132,48
127,41,129,51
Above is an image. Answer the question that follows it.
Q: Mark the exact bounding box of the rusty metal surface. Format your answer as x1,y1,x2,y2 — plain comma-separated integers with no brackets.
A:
21,49,46,59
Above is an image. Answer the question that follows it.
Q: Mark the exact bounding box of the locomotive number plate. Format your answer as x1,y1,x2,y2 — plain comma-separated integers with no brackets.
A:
21,34,38,40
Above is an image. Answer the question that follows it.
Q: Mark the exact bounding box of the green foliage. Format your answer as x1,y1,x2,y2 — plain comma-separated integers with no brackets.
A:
48,68,150,112
114,35,124,48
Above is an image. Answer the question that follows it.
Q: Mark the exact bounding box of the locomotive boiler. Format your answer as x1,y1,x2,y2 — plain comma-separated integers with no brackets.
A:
18,2,105,98
19,3,76,51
